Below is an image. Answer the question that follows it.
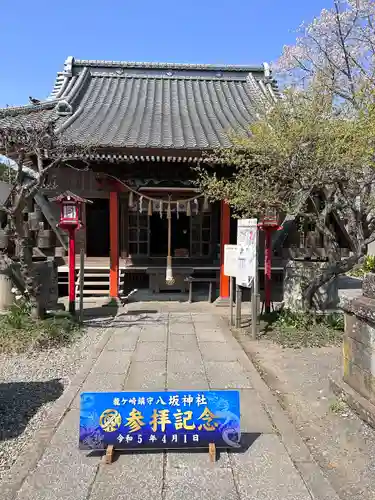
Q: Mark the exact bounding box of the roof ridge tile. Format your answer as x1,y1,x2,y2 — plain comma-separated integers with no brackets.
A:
88,71,252,81
74,59,264,73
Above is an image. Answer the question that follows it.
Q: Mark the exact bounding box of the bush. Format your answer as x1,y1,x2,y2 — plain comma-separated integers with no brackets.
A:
348,255,375,277
0,304,81,353
34,316,81,349
260,309,344,348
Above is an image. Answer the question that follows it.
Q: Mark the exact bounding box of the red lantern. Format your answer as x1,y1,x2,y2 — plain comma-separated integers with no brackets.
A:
50,190,91,231
49,191,92,315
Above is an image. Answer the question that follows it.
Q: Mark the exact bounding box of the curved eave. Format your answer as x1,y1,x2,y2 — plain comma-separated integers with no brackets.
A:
0,66,90,131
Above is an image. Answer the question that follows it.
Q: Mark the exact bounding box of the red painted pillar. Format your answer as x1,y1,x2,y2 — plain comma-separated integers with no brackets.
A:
219,200,230,300
109,192,119,298
264,229,272,314
68,227,76,315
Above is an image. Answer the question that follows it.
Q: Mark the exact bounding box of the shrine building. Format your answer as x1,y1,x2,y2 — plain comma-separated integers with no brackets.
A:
0,56,280,301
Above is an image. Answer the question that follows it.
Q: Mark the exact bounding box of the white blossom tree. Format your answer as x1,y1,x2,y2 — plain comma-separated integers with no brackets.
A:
275,0,375,109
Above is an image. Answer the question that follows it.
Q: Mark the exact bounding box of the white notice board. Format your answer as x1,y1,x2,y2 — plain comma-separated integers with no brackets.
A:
237,219,258,288
224,245,238,277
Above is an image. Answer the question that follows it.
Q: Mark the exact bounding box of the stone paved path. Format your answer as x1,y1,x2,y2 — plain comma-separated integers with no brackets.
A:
2,304,339,500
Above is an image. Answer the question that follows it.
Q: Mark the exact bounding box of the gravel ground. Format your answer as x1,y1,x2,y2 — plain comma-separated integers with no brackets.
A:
241,338,375,500
0,312,114,484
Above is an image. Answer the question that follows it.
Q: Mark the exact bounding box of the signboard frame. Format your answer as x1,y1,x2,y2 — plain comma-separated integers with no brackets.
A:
79,390,241,458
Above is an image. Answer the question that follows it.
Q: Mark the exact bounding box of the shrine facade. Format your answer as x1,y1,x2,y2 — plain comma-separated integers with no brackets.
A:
0,56,279,301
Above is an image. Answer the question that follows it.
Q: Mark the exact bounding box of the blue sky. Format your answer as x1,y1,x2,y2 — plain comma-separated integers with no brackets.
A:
0,0,330,107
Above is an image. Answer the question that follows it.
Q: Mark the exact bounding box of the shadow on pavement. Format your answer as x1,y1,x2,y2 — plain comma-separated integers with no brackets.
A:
83,305,166,329
118,310,159,316
82,302,119,328
0,379,64,441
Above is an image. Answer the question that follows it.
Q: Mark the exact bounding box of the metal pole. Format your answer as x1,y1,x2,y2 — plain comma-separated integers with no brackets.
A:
264,229,272,314
229,276,234,326
79,248,84,323
235,285,242,328
68,227,76,315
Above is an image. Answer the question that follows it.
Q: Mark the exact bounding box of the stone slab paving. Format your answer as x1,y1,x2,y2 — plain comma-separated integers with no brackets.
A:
2,303,340,500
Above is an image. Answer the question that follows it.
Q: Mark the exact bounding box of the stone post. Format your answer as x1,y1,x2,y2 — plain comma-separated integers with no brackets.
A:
0,270,14,312
331,272,375,427
340,273,375,405
283,260,339,312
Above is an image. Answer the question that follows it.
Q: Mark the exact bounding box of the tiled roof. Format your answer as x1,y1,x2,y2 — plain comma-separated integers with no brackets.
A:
0,57,278,152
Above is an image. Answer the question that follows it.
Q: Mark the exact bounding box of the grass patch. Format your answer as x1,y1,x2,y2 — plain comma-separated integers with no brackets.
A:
329,398,347,414
260,309,344,349
329,399,347,415
0,305,82,354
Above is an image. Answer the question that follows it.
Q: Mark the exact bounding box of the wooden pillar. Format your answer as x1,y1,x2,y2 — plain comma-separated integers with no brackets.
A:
218,200,230,301
109,191,119,298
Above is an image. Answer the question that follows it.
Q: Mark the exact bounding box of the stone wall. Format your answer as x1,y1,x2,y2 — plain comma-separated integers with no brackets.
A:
342,294,375,405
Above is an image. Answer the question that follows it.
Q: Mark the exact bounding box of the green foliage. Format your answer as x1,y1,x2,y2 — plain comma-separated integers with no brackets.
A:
0,162,16,183
260,309,344,348
348,255,375,277
197,87,375,220
0,305,81,353
323,312,345,332
35,316,81,349
329,398,347,414
271,309,344,331
5,297,32,329
196,84,375,304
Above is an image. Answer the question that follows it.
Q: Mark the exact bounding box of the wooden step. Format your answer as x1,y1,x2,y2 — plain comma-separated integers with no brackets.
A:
76,281,110,286
75,279,123,284
77,290,109,296
80,273,111,278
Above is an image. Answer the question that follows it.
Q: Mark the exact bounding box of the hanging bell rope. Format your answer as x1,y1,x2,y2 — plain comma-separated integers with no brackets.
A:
139,195,143,214
194,198,199,215
176,201,180,219
203,196,209,211
128,191,133,207
186,201,191,217
148,199,152,216
159,200,163,218
165,197,175,285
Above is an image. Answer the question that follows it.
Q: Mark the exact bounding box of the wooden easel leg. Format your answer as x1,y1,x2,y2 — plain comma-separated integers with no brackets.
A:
208,443,216,463
103,445,114,464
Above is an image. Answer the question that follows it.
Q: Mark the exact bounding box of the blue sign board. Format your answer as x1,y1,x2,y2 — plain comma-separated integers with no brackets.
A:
79,391,240,450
